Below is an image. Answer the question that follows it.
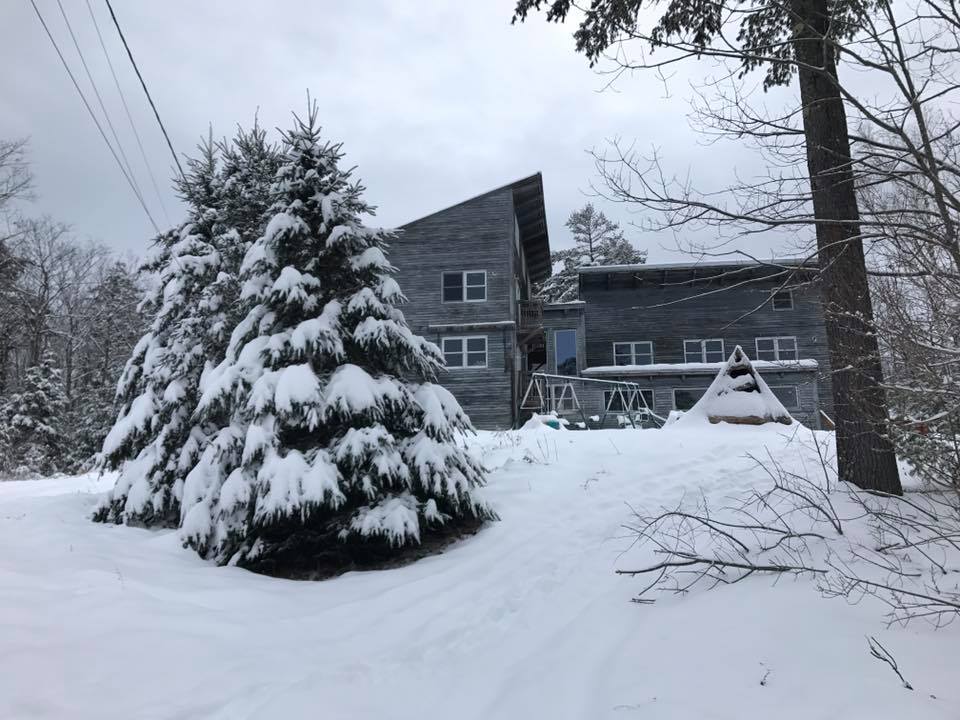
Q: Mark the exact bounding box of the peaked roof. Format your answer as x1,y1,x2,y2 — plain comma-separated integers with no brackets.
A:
400,173,552,284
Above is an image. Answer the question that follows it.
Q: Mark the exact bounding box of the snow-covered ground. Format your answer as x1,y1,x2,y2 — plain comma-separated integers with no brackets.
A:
1,424,956,719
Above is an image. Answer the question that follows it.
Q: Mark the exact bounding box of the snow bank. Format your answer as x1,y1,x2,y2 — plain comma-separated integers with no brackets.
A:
1,429,956,719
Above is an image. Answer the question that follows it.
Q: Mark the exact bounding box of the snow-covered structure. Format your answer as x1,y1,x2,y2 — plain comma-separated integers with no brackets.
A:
677,346,794,426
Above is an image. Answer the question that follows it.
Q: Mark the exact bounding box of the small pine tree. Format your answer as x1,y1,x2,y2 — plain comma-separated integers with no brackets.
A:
0,351,66,476
536,203,647,303
179,105,493,576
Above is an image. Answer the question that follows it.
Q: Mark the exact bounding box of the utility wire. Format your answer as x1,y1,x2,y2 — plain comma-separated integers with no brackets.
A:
55,0,146,210
85,0,171,225
28,0,160,234
104,0,185,181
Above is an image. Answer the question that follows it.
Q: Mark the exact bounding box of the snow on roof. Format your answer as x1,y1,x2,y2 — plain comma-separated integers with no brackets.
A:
582,359,819,377
577,257,813,275
676,346,793,426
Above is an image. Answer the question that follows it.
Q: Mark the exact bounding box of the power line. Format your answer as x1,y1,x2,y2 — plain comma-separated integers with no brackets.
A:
85,0,171,225
28,0,160,234
55,0,146,209
103,0,185,181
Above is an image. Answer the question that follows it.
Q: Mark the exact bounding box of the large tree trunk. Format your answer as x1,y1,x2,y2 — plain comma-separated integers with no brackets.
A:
792,0,902,494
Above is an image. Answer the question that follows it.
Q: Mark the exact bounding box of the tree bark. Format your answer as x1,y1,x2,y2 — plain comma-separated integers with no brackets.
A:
792,0,903,493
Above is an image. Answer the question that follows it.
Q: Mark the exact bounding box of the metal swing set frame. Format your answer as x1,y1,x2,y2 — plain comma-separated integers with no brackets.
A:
518,372,666,429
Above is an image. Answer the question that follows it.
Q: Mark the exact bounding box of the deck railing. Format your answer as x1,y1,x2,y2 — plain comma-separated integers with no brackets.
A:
517,300,543,332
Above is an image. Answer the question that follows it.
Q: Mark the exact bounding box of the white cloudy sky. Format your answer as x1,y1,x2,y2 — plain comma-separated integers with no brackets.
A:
3,0,797,262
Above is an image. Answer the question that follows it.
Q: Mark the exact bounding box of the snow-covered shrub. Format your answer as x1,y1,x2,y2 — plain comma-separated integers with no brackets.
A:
176,105,494,576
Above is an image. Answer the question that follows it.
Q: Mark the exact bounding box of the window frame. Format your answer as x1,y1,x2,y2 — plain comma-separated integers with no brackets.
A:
441,270,487,304
683,338,725,363
768,385,800,410
441,335,488,369
603,388,655,413
755,336,799,362
772,289,794,311
612,341,655,366
673,387,709,411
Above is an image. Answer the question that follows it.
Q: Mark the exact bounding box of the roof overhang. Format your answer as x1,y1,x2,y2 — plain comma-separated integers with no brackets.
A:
510,173,551,285
578,257,816,277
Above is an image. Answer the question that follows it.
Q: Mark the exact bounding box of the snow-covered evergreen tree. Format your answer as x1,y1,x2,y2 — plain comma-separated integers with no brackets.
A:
0,351,66,476
179,105,493,575
537,203,647,303
94,125,282,525
94,139,238,525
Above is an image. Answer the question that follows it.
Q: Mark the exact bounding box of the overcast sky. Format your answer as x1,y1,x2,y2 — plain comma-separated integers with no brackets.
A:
3,1,796,263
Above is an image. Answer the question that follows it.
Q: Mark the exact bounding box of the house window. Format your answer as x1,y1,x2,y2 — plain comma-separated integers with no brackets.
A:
550,383,576,411
673,387,708,411
772,289,794,311
683,339,725,363
769,385,800,409
441,270,486,303
613,341,654,366
554,329,578,376
755,336,798,362
442,336,488,368
603,388,654,412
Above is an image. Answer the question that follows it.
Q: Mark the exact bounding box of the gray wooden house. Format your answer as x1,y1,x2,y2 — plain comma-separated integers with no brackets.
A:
390,174,833,430
390,174,551,428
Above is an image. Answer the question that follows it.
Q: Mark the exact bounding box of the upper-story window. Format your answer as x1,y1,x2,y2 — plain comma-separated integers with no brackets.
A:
613,341,654,366
755,336,798,362
772,289,794,311
442,270,486,303
684,339,725,363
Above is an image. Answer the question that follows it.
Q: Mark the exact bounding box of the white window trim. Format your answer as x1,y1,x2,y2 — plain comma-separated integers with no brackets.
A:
603,388,654,412
441,270,487,304
441,335,488,369
772,289,794,311
554,329,578,374
612,341,654,365
683,338,725,363
768,385,800,409
672,387,709,410
755,336,798,362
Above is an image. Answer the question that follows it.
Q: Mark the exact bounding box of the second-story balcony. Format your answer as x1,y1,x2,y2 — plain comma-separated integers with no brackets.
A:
518,299,543,333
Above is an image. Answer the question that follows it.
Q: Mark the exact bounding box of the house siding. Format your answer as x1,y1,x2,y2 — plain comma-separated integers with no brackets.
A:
423,328,516,429
390,188,518,429
580,272,834,424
